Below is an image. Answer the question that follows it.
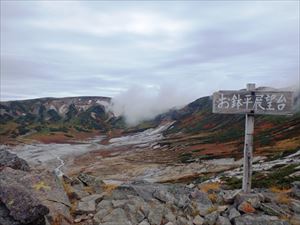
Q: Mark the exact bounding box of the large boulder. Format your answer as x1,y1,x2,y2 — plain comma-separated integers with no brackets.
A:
77,173,105,193
76,194,104,214
260,203,288,217
221,190,241,204
0,167,72,225
0,180,49,225
228,207,240,221
215,216,231,225
190,190,213,216
234,193,262,208
233,215,290,225
291,181,300,199
0,202,22,225
204,211,219,225
0,149,30,171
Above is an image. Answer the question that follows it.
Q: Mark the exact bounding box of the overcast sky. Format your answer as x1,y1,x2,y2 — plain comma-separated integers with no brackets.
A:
1,1,299,102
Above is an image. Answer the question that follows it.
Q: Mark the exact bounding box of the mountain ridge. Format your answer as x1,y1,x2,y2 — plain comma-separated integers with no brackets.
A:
1,94,299,160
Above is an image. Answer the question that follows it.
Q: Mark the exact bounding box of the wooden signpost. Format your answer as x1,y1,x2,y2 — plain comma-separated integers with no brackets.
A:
213,83,294,193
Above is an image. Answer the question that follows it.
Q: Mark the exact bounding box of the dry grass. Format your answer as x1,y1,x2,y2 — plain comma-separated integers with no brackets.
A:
61,180,79,216
199,182,220,193
207,205,218,214
52,216,62,225
269,186,291,205
208,193,218,203
275,137,300,150
279,215,290,222
62,181,74,199
276,193,291,205
103,184,119,193
269,186,291,193
51,214,73,225
83,186,95,194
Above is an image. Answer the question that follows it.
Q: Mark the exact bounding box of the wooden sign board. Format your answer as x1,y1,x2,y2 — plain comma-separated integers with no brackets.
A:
213,90,294,115
212,84,294,193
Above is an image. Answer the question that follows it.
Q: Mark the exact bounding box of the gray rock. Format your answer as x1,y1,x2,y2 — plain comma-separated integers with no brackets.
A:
108,185,137,200
291,199,300,213
139,201,150,218
113,181,156,201
148,205,165,225
81,194,104,204
112,199,128,208
78,173,97,186
203,211,218,225
221,190,241,204
127,196,150,221
97,200,113,211
100,222,132,225
261,191,277,203
138,220,150,225
193,215,204,225
0,202,22,225
177,216,190,225
77,174,105,193
73,214,93,223
187,183,196,189
76,194,104,214
0,167,72,224
292,181,300,198
233,215,290,225
175,194,190,209
123,202,145,224
0,149,30,171
216,216,231,225
153,189,176,204
165,222,174,225
0,180,49,224
234,193,261,208
217,205,229,213
102,208,128,223
260,203,287,217
290,215,300,225
190,190,213,216
228,207,240,221
93,209,110,223
237,201,256,214
128,208,145,224
164,208,176,223
77,201,95,215
69,186,90,200
289,171,300,178
166,184,191,208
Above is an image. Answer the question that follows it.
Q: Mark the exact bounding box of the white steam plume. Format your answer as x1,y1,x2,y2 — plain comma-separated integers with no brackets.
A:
109,84,199,126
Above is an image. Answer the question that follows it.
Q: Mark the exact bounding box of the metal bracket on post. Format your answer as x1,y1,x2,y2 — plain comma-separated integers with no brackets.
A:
242,83,255,193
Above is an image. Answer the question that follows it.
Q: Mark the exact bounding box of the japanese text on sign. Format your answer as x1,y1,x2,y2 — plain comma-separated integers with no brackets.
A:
213,91,293,115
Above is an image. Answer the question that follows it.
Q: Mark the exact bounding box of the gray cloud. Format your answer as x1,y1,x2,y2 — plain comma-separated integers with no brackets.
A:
1,1,299,115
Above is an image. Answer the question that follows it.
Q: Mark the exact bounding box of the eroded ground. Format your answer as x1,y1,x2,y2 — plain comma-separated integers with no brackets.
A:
2,122,299,187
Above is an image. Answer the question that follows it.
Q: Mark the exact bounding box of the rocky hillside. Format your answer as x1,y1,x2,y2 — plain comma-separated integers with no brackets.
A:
0,97,125,143
152,96,300,160
1,149,300,225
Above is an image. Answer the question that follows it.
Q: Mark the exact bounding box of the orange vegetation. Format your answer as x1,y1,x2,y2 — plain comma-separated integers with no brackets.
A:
199,182,220,193
26,130,100,144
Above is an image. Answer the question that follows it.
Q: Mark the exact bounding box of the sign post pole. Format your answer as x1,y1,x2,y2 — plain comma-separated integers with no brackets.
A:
242,83,255,193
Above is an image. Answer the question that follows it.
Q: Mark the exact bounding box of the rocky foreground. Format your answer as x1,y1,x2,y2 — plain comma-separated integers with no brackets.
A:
1,149,300,225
